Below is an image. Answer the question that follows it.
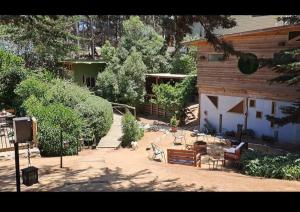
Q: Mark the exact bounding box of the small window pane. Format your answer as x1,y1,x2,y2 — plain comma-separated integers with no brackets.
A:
208,54,224,61
288,31,300,40
249,99,256,108
256,111,262,119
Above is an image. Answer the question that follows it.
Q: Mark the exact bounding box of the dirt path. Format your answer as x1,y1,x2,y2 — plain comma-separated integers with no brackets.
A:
1,130,300,192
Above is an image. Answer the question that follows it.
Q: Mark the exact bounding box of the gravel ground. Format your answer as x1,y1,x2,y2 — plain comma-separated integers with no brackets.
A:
1,127,300,192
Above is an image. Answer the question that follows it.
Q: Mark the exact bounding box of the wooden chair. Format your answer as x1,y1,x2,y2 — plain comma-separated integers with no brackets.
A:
151,143,166,162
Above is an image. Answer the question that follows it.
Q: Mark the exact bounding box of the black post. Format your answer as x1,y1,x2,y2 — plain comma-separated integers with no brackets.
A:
60,130,63,168
14,142,21,192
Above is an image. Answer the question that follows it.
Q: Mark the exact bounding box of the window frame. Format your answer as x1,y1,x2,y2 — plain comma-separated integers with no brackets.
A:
249,99,256,108
256,111,263,119
207,53,225,62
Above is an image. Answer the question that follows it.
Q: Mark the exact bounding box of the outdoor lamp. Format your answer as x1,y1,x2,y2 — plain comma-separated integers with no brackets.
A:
21,166,39,186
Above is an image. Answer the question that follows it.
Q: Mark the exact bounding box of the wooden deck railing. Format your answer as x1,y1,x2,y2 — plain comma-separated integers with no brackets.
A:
111,102,136,117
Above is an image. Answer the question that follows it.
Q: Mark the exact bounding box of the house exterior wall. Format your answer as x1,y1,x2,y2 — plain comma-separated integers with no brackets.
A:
193,26,300,144
72,63,106,86
200,93,300,144
195,26,300,101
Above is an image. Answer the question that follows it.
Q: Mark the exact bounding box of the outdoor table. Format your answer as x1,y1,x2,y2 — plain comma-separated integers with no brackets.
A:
208,156,225,170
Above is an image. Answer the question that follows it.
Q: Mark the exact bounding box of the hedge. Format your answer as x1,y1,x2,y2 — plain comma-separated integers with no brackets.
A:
240,149,300,180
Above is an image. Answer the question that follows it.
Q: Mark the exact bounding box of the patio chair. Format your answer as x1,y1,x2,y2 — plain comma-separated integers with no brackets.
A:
151,143,166,162
224,142,247,165
172,130,186,145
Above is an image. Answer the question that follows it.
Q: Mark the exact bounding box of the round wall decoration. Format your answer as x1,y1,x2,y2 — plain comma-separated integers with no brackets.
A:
238,53,259,75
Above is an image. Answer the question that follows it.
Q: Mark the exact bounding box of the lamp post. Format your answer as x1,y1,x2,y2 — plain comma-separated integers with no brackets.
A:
60,129,69,168
60,130,63,168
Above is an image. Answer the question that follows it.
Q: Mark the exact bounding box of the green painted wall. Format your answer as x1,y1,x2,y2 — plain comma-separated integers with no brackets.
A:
72,63,106,86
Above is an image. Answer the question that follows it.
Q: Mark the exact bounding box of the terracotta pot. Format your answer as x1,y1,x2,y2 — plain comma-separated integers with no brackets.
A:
171,126,177,132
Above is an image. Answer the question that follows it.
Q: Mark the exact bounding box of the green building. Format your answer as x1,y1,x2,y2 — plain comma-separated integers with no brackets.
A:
61,60,106,88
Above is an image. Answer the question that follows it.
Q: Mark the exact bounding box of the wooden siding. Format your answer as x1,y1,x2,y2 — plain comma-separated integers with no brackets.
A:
196,29,300,101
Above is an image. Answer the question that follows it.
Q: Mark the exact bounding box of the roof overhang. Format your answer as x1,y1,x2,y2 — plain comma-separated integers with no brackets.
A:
60,60,106,65
182,24,300,47
146,73,196,79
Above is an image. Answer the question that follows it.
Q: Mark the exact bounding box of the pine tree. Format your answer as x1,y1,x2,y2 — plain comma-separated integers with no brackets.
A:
0,15,81,74
265,16,300,126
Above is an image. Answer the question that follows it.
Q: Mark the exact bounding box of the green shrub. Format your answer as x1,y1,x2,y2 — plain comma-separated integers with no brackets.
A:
45,79,91,108
75,95,113,144
15,74,51,103
17,76,113,156
0,49,28,111
240,149,300,180
242,129,255,138
23,96,83,157
121,111,144,147
170,116,177,127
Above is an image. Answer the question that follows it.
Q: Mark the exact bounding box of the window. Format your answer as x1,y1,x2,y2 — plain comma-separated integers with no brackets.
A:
288,31,300,41
228,100,244,114
271,102,276,115
256,111,262,119
249,99,256,108
208,54,224,61
207,95,218,109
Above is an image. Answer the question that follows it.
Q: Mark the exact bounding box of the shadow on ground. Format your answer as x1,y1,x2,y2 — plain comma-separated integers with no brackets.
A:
32,167,207,192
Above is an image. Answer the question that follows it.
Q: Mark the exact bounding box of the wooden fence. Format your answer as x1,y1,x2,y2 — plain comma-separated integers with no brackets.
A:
143,102,173,119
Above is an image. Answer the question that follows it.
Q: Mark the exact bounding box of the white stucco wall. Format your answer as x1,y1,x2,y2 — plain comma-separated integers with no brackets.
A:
200,93,300,144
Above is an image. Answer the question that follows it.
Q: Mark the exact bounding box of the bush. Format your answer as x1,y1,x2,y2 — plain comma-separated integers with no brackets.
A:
45,79,91,108
18,77,114,156
261,134,275,144
240,149,300,180
15,74,51,103
23,96,83,157
75,95,113,144
242,129,255,138
121,111,144,147
0,49,28,111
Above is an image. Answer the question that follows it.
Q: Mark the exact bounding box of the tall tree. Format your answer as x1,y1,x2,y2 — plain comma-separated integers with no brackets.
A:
264,16,300,126
0,15,81,74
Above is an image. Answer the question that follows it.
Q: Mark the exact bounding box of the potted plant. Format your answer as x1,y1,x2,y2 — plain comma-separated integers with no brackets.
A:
170,116,178,132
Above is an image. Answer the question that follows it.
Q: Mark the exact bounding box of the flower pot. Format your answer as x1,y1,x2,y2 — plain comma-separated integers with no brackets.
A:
171,126,177,132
